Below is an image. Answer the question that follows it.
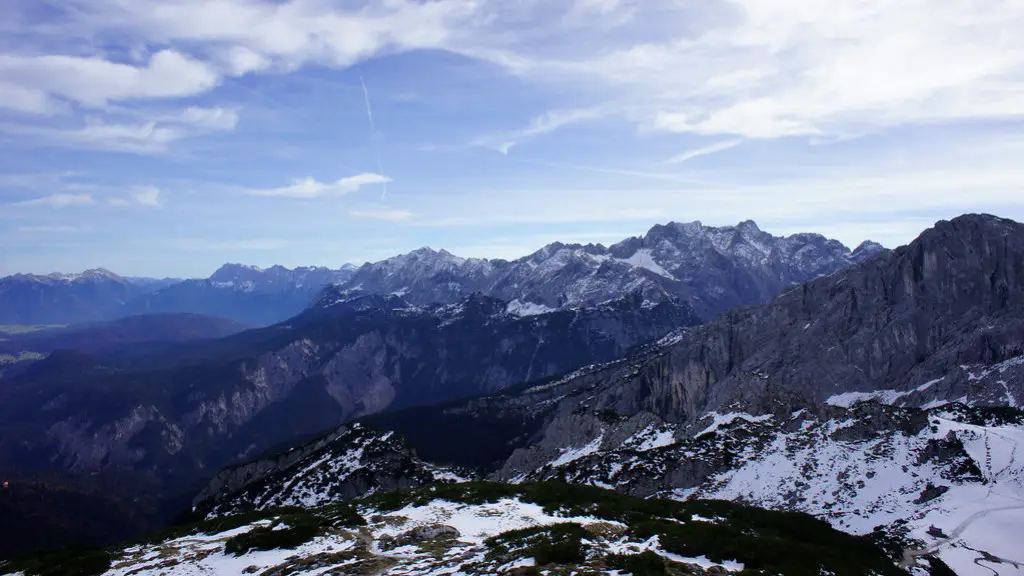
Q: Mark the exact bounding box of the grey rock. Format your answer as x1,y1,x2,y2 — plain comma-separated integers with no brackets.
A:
379,525,460,551
914,483,950,504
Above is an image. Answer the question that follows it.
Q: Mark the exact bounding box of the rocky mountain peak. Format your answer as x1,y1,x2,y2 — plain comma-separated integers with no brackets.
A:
209,263,263,282
850,240,886,262
77,268,125,283
736,219,761,233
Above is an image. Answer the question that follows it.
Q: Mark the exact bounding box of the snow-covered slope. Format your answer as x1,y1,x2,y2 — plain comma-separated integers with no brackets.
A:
6,483,904,576
196,424,469,517
506,402,1024,575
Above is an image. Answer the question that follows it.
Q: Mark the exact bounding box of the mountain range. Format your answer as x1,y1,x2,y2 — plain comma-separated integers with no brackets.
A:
0,221,886,326
1,214,1019,576
176,214,1023,575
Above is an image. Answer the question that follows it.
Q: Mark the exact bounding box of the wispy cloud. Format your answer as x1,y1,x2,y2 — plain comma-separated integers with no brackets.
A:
15,225,89,233
473,107,607,154
0,50,219,108
108,186,164,208
13,193,95,208
2,104,239,153
350,209,416,221
168,237,291,251
666,139,743,164
244,173,391,199
502,156,721,185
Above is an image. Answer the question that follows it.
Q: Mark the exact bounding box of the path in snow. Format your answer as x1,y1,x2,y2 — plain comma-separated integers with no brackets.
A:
900,504,1024,570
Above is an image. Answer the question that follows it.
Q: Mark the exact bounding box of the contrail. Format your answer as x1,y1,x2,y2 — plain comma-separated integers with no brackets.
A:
359,75,376,132
359,75,387,200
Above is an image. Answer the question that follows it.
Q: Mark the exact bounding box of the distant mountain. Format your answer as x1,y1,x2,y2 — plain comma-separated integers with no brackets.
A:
123,276,184,291
0,269,147,325
0,265,357,327
333,220,884,319
118,264,357,325
0,221,881,326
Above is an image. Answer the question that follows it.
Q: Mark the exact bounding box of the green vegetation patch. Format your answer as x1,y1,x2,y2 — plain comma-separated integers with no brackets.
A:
604,551,667,576
224,522,321,556
486,523,589,567
0,547,111,576
357,482,904,576
222,505,366,556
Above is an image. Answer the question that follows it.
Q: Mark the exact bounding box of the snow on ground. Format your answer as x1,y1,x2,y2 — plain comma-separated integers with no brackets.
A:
695,412,773,437
624,426,678,451
616,249,677,280
103,524,355,576
693,411,1024,575
505,299,555,317
374,497,622,545
602,535,744,572
550,435,604,467
90,496,751,576
825,378,942,408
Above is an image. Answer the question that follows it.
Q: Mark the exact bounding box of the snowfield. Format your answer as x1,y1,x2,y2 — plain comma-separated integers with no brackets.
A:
694,410,1024,575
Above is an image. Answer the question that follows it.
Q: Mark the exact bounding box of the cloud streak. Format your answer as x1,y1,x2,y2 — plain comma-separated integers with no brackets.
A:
108,186,164,208
244,173,391,199
351,209,415,221
666,139,743,164
12,193,95,208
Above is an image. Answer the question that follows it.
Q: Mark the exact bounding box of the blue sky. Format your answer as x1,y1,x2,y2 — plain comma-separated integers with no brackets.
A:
1,0,1023,278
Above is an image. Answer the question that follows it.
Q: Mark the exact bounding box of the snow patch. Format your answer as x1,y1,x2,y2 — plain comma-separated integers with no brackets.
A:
550,435,604,467
616,249,677,280
696,412,773,437
505,299,555,317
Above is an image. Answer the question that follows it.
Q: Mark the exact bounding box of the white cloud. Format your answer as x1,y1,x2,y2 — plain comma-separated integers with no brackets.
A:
54,0,476,71
245,173,391,199
0,82,66,115
16,225,88,233
177,107,239,130
665,139,743,164
3,107,238,153
0,50,219,107
3,118,186,153
222,46,272,75
5,0,1022,146
351,209,416,221
169,237,290,251
108,186,164,208
476,107,608,154
13,193,95,208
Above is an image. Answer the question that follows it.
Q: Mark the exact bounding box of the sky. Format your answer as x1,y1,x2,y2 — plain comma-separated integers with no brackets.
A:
1,0,1023,278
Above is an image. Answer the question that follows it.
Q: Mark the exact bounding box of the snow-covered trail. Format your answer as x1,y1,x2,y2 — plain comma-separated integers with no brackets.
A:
900,504,1024,569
